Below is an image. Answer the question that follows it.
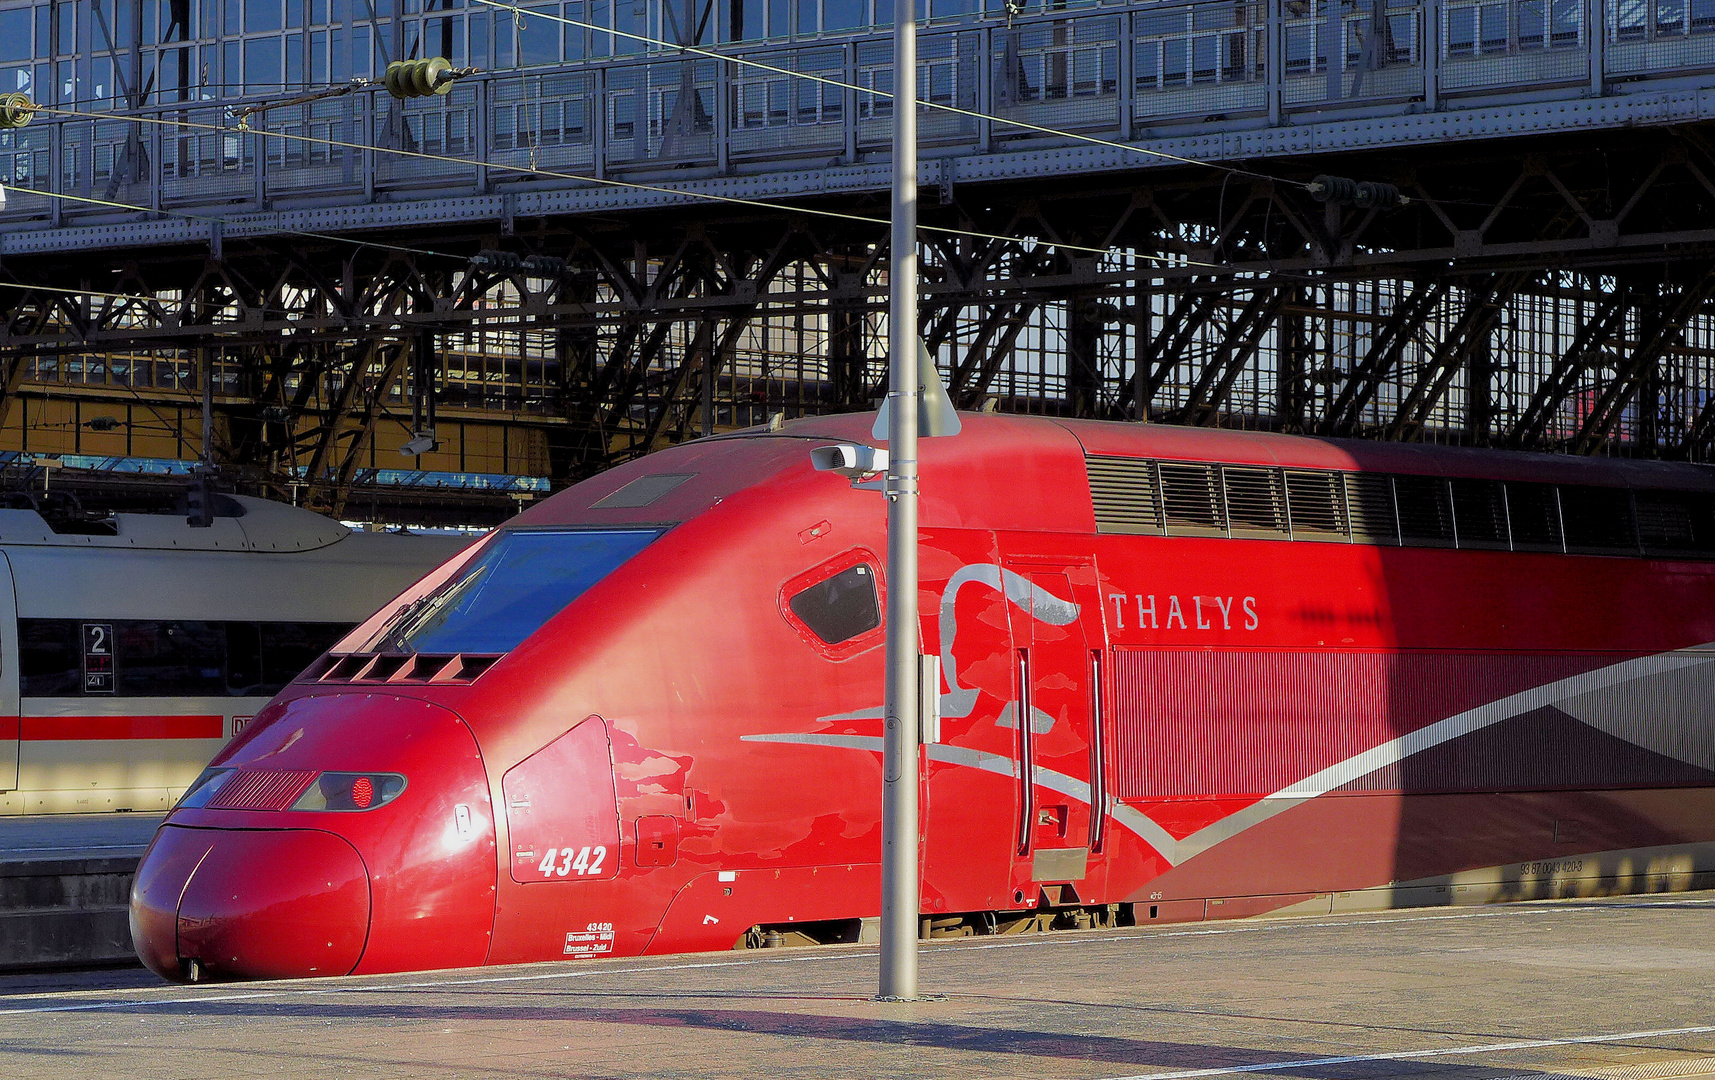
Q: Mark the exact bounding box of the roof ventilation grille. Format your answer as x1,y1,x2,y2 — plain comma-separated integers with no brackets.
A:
309,652,501,685
1084,455,1162,535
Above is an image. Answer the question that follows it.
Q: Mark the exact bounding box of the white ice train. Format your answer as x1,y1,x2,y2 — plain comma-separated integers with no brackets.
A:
0,493,469,814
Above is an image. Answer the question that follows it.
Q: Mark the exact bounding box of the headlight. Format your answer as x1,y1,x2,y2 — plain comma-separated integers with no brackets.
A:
290,772,408,812
176,767,237,809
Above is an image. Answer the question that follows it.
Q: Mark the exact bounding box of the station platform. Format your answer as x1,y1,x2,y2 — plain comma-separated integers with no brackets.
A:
1,891,1712,1078
0,812,161,864
0,813,161,970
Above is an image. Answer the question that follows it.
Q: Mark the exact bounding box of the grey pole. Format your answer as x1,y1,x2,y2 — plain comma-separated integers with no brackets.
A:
201,347,215,469
879,0,921,1002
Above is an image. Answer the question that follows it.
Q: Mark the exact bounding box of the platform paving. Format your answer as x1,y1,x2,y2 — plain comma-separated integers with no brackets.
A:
0,813,162,969
0,892,1712,1078
0,812,162,863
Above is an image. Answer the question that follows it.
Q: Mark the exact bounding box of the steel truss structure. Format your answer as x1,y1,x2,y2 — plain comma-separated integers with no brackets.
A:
8,0,1715,518
10,121,1715,515
1,143,1714,510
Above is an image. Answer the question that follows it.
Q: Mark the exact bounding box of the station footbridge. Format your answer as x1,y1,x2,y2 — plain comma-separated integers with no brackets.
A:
0,0,1712,518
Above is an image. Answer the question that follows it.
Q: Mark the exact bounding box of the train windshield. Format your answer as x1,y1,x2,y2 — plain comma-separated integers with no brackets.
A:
361,528,661,655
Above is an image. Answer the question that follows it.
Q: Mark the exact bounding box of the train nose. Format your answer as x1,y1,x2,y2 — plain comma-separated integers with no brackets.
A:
131,825,370,981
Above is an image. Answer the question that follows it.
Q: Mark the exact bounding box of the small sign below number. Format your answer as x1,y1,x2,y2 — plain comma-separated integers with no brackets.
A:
82,624,114,695
564,922,615,957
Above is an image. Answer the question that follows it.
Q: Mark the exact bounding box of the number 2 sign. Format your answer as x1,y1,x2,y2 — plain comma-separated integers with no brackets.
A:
82,623,115,695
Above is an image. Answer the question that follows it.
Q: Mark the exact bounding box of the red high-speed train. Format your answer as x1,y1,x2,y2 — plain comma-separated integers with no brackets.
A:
131,413,1715,981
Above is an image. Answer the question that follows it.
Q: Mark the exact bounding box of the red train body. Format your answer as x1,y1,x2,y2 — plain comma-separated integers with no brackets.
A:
131,414,1715,980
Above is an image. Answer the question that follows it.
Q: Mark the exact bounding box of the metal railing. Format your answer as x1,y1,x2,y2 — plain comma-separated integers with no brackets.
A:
1,0,1711,226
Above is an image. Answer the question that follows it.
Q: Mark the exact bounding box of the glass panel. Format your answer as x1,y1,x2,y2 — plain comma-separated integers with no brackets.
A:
245,0,282,31
788,564,880,645
1480,2,1507,48
1136,39,1159,87
1191,33,1215,78
1446,5,1476,54
363,528,662,655
470,12,488,60
519,7,559,63
116,621,227,696
0,10,32,63
825,0,863,30
19,619,80,696
1449,477,1508,547
736,0,762,38
1286,23,1316,69
255,622,349,692
1164,35,1187,80
1518,0,1545,45
615,0,642,50
1615,0,1646,37
243,34,280,91
1387,12,1415,57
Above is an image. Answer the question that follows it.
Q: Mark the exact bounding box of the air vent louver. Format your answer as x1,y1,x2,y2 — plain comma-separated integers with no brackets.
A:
1284,470,1348,539
1633,490,1715,555
1560,485,1637,554
1221,466,1288,537
1450,478,1509,549
1084,456,1162,535
1505,482,1563,551
1157,462,1226,536
313,653,501,685
1344,473,1399,545
1393,475,1455,546
207,770,318,811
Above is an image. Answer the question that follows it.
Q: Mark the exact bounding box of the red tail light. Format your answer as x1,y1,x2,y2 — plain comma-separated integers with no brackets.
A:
290,772,407,812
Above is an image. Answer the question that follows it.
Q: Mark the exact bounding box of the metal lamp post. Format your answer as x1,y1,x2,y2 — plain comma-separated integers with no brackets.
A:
878,0,921,1002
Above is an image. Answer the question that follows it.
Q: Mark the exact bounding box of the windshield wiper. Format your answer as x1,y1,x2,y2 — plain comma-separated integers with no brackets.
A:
367,571,484,653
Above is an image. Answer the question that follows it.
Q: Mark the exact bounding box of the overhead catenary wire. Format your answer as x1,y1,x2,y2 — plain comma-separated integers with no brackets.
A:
1,163,1292,313
468,0,1299,188
24,103,1309,278
30,102,1135,259
0,184,1278,315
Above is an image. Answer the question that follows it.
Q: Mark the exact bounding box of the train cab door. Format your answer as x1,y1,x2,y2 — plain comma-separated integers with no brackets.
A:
0,552,18,792
1002,557,1108,907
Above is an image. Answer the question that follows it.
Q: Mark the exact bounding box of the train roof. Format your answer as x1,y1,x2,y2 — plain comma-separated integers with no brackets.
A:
522,411,1715,538
0,494,352,552
763,413,1715,491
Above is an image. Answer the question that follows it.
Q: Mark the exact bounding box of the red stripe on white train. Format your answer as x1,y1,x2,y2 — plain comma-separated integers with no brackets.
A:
0,716,228,740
